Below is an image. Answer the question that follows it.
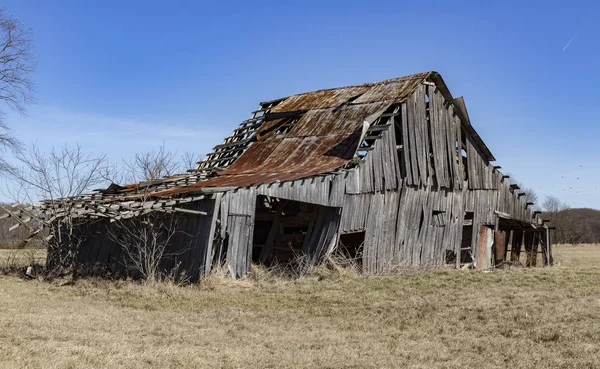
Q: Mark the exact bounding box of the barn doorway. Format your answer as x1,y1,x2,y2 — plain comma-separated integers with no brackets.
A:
252,196,314,265
252,196,343,268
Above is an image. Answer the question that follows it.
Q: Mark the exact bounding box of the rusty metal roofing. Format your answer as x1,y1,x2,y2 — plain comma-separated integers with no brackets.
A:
269,72,430,112
150,102,389,198
92,71,496,199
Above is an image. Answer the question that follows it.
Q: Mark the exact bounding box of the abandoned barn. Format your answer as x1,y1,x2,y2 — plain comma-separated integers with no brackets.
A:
4,71,553,280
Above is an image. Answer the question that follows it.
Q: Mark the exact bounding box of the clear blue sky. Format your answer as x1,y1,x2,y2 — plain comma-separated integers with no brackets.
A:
1,0,599,209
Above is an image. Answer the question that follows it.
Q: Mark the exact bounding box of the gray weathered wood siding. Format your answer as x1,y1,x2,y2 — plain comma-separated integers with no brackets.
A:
219,188,256,278
336,82,536,270
73,197,219,281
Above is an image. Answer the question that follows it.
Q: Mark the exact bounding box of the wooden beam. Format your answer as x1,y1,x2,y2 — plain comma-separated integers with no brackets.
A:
494,210,513,220
366,123,392,132
171,207,208,216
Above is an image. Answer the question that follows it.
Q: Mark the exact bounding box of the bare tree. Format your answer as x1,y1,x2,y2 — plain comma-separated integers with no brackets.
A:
542,196,567,214
505,173,539,208
180,151,202,171
118,145,202,185
5,143,110,273
542,195,576,244
109,146,197,281
122,144,178,183
517,186,538,209
0,121,20,174
108,213,179,282
0,9,35,174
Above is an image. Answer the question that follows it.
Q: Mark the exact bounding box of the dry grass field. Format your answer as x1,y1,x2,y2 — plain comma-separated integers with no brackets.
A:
0,245,599,368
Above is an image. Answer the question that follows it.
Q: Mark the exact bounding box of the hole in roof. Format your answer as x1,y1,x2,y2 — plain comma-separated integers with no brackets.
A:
332,93,366,113
275,116,301,136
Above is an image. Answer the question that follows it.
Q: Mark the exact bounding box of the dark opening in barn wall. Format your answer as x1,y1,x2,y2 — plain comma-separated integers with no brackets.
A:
251,196,343,267
459,211,474,265
338,231,365,268
252,196,316,265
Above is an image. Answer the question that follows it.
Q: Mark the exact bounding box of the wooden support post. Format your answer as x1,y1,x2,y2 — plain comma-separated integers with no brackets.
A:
541,229,549,266
524,231,535,267
259,201,285,263
545,227,553,266
531,232,540,267
511,229,523,263
494,230,507,268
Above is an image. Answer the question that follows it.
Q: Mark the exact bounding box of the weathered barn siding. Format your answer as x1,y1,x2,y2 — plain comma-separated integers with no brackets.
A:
302,205,342,261
219,188,256,278
71,198,219,281
336,82,538,271
170,198,220,279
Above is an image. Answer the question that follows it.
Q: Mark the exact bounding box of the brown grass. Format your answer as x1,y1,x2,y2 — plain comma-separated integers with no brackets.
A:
0,245,599,368
0,247,46,273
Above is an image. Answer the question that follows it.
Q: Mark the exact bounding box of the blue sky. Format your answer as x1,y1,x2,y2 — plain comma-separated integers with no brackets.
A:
1,0,599,209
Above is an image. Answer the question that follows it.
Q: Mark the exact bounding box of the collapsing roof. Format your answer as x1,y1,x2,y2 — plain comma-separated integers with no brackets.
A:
4,71,498,222
130,71,495,199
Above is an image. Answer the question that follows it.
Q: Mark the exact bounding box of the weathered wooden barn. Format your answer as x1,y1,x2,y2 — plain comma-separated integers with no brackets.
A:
6,71,553,279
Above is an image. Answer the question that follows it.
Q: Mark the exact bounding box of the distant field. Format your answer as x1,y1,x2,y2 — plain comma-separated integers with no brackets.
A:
0,244,599,368
0,247,46,270
552,243,600,268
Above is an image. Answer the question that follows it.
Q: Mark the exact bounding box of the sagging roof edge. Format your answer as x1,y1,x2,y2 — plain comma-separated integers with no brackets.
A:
428,72,496,162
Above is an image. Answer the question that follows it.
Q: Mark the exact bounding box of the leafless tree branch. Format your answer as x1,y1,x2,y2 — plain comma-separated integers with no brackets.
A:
0,9,34,174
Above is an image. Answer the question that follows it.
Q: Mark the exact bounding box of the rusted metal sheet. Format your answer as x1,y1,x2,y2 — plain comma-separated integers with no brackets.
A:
269,72,431,113
352,76,427,104
270,86,371,113
149,102,389,198
476,225,492,269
